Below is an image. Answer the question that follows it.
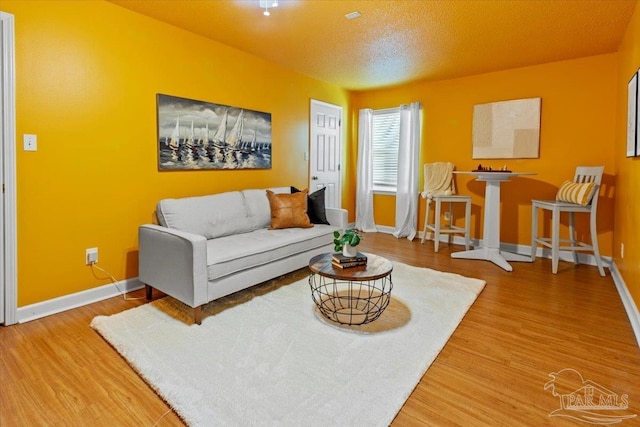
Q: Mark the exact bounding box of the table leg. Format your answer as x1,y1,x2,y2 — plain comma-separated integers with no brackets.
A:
483,180,502,250
452,247,514,271
450,178,531,271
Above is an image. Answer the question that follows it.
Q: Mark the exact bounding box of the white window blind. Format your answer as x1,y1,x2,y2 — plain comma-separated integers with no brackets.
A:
372,107,400,192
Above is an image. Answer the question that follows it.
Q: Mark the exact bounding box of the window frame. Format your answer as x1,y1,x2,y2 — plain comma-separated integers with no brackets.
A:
371,107,401,194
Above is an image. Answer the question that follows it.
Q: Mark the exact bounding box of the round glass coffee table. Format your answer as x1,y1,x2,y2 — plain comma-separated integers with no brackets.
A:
308,253,393,325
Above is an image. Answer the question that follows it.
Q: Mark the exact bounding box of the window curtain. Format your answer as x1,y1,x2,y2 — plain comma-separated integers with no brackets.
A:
355,109,377,232
393,102,421,240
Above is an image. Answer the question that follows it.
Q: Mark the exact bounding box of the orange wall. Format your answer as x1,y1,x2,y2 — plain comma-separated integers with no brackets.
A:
1,0,349,306
614,2,640,309
350,55,618,256
1,0,635,311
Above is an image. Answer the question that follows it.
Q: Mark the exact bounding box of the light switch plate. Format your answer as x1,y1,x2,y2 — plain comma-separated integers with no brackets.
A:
23,134,37,151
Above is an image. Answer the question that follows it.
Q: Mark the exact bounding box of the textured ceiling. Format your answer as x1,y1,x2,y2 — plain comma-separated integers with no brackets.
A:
109,0,637,90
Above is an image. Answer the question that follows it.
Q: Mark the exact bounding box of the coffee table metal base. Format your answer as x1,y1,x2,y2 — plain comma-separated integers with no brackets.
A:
309,275,393,325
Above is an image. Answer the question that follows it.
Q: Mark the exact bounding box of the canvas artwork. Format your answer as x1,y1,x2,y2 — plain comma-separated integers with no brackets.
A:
627,70,639,157
157,94,272,170
472,97,541,159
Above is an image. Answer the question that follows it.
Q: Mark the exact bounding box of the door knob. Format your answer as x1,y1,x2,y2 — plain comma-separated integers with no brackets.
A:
312,176,318,180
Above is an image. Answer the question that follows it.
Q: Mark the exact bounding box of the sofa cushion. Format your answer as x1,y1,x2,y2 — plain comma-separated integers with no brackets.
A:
157,191,254,239
242,187,291,230
266,190,313,229
307,187,329,225
291,186,330,225
205,225,336,280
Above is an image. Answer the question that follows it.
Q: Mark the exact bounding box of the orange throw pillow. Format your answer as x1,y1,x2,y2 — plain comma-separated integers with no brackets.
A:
266,190,313,229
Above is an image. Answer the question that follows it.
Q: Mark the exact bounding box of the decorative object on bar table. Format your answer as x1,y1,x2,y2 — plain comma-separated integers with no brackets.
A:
333,229,363,260
472,164,512,173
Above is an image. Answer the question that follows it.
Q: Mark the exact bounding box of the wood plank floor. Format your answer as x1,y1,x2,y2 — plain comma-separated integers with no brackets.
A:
2,233,639,426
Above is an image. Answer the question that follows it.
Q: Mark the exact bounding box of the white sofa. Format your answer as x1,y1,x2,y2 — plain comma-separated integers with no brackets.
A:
138,187,347,324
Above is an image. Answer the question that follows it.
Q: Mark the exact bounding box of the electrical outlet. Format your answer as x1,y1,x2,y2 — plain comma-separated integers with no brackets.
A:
444,211,451,221
86,247,98,265
621,243,624,259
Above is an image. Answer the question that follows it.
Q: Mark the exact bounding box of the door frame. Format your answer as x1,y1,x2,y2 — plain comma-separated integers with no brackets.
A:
1,11,17,325
309,99,343,208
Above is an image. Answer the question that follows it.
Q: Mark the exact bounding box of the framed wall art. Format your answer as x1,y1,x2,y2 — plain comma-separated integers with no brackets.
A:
472,97,541,159
156,94,272,170
627,69,639,158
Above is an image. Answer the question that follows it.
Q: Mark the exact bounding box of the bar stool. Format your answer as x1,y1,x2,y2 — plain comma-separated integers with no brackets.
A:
531,166,605,276
420,163,471,252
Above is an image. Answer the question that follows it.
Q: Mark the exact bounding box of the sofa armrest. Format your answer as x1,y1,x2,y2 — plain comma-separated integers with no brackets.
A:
138,224,208,308
325,208,348,231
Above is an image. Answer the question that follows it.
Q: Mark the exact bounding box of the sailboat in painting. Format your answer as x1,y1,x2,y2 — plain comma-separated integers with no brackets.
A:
212,108,228,148
199,123,211,161
226,110,246,150
168,117,181,161
183,121,196,164
200,123,209,147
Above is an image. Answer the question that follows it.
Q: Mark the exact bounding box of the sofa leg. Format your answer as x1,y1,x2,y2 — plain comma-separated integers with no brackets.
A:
194,306,203,325
145,284,153,302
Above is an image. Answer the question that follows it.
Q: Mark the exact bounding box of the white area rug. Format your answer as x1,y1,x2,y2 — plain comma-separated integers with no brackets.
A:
91,262,485,426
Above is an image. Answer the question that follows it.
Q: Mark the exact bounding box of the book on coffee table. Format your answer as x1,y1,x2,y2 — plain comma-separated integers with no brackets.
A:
332,252,368,264
331,260,367,269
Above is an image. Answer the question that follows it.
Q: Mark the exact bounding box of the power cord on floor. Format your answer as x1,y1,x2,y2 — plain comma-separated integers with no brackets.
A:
151,408,172,426
90,262,145,301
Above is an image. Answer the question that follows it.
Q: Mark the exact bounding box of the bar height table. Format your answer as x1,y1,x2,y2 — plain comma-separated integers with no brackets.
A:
451,171,536,271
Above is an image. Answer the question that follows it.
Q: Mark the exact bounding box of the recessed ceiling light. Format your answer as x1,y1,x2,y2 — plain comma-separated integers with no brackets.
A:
345,11,361,20
259,0,278,16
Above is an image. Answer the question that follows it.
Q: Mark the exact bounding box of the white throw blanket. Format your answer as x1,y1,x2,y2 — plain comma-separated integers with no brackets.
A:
422,162,455,198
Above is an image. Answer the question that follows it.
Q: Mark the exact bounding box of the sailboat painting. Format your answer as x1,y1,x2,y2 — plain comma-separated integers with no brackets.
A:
156,94,272,170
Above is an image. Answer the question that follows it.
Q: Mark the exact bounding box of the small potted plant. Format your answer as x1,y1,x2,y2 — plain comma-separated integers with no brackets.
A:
333,229,361,257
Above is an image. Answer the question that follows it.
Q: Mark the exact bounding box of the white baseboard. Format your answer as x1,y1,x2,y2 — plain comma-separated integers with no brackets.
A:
418,230,480,247
610,263,640,348
416,230,611,269
502,241,613,269
17,278,143,323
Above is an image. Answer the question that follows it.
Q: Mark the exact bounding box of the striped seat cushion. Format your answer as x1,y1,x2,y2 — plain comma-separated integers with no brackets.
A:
556,180,596,206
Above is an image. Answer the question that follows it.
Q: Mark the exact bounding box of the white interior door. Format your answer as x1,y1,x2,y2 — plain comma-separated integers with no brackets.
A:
309,100,342,209
1,11,17,325
0,17,4,324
